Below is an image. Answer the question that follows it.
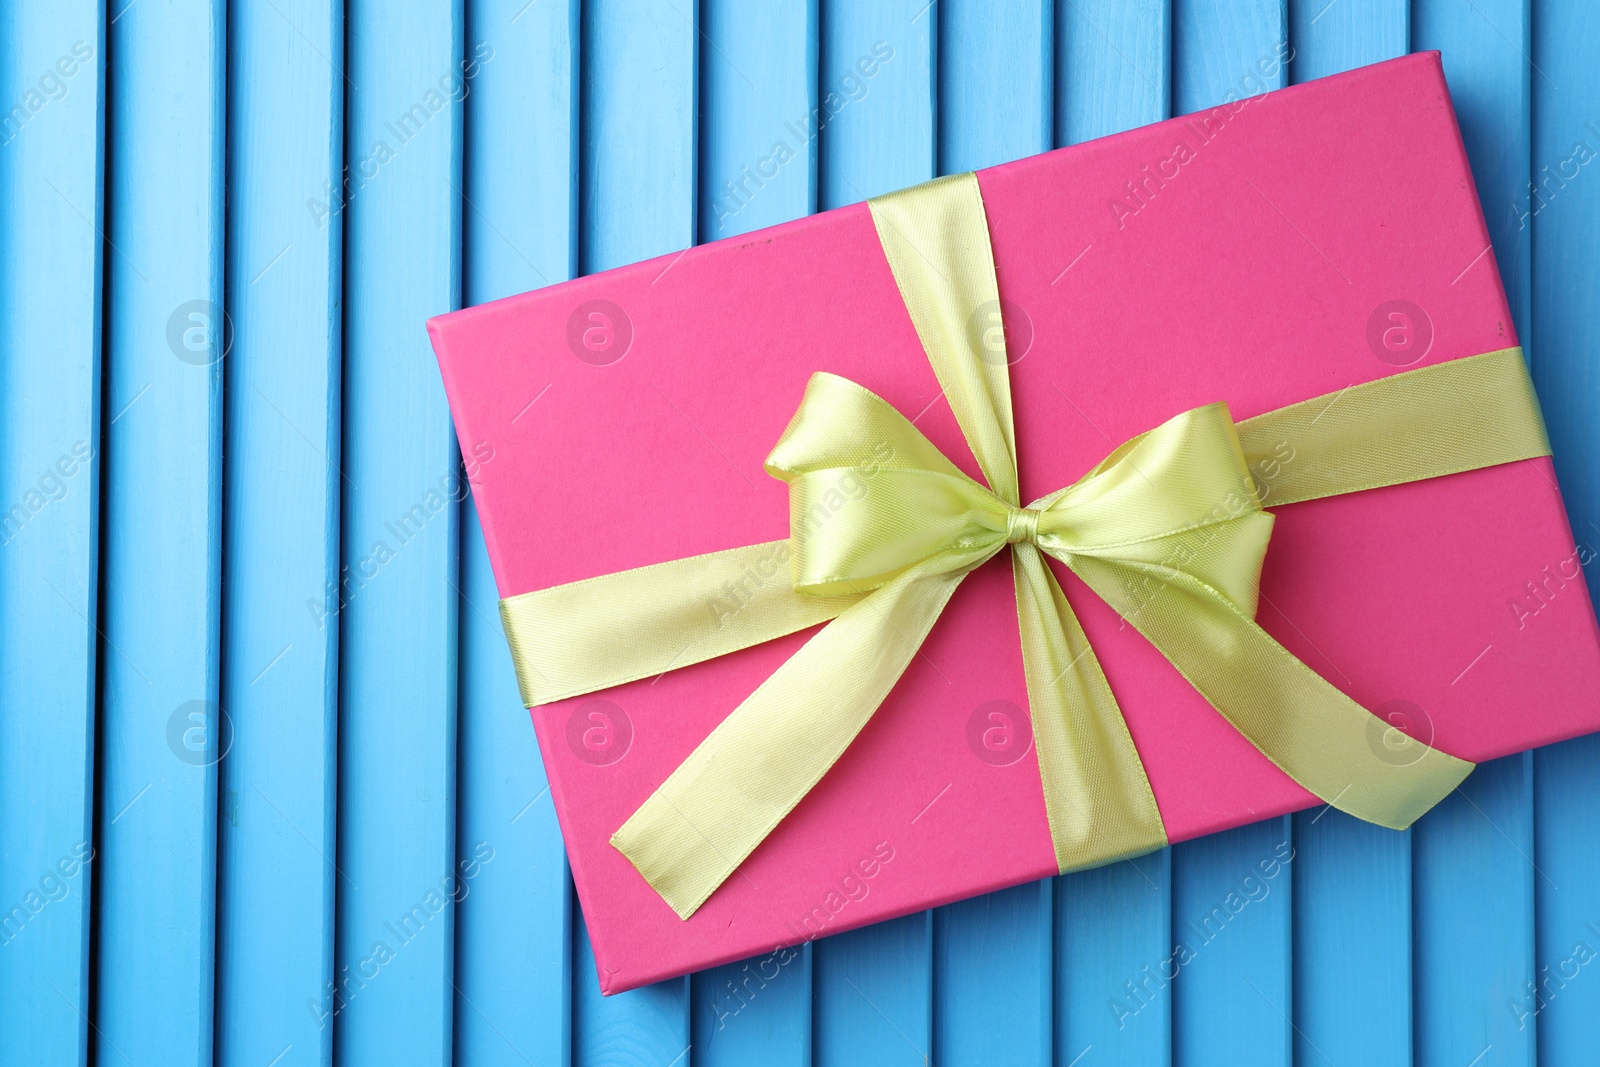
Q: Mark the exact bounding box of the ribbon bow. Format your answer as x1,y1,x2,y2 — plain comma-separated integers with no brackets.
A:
502,173,1551,921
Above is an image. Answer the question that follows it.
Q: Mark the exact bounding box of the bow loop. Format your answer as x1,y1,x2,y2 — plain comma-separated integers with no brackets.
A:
765,372,970,483
1027,402,1275,616
770,373,1015,595
1032,404,1261,550
783,466,1010,596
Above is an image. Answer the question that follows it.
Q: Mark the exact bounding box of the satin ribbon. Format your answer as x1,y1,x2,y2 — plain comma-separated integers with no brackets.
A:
501,173,1552,920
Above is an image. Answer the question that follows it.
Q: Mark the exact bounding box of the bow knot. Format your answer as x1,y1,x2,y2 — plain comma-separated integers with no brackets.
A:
1005,506,1042,544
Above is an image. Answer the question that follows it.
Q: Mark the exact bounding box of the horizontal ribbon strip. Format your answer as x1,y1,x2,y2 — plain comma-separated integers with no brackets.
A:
500,171,1551,920
500,349,1546,707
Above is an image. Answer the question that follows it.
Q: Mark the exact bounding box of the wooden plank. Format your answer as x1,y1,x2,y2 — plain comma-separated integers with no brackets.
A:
1291,811,1410,1066
1051,5,1173,1065
1413,755,1536,1066
580,0,698,272
929,4,1053,1065
1168,12,1293,1062
1531,742,1600,1062
335,2,462,1062
1056,853,1173,1067
693,934,812,1067
815,912,934,1066
938,0,1052,171
816,0,935,208
1283,11,1415,1067
691,4,816,1059
935,883,1052,1066
95,0,225,1062
453,1,577,1064
575,917,691,1065
1171,819,1295,1067
1057,0,1170,146
1287,0,1407,82
1529,0,1600,1059
0,3,102,1062
215,2,342,1063
1172,0,1289,121
571,0,695,1058
1411,3,1536,1065
698,0,817,241
810,4,935,1063
1052,8,1176,1066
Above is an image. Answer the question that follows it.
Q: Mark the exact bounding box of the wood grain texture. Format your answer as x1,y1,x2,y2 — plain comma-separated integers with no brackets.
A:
1289,0,1408,82
0,3,102,1063
810,4,936,1062
216,2,342,1064
935,882,1053,1067
1172,819,1295,1067
1050,6,1174,1065
1057,0,1170,146
698,0,818,242
1292,811,1412,1066
572,1,695,1058
938,0,1052,172
1169,5,1293,1064
1413,755,1537,1067
684,3,819,1063
1173,0,1289,119
6,4,1599,1063
335,2,463,1062
815,911,934,1066
694,939,813,1067
932,5,1054,1064
690,8,818,1060
1411,4,1537,1065
95,0,225,1062
1529,2,1600,1057
575,914,691,1067
454,1,576,1065
1056,852,1173,1066
579,0,698,273
817,0,935,209
1284,10,1416,1066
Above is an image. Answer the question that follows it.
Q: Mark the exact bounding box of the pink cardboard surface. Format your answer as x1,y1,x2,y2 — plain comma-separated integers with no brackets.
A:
428,52,1600,993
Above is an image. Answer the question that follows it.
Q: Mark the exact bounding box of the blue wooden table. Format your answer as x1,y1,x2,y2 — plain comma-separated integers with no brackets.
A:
3,1,1598,1064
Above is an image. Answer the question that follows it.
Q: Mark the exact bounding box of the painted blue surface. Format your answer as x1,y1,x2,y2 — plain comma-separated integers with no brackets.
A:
1530,3,1600,1061
0,3,101,1063
1169,6,1294,1064
454,1,576,1065
812,6,936,1065
1413,4,1538,1065
336,3,463,1063
1286,11,1417,1067
218,2,342,1065
4,1,1599,1064
96,1,225,1063
692,7,816,1060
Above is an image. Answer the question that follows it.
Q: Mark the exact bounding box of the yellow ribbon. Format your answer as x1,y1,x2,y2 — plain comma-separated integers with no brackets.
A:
501,173,1552,920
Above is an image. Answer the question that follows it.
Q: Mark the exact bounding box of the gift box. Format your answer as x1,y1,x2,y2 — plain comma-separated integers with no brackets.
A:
427,51,1600,994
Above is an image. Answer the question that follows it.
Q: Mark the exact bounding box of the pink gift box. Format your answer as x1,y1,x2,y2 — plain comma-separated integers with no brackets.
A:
428,51,1600,993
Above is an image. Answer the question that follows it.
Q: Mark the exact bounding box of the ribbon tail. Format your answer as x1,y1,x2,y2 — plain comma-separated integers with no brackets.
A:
612,562,970,919
1071,552,1474,830
1012,545,1168,871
